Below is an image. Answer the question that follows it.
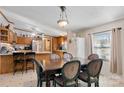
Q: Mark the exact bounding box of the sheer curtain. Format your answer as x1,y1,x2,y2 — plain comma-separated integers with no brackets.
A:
85,33,92,57
110,28,122,75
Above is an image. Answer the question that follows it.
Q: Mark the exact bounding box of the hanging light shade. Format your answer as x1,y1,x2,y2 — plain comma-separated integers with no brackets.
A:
57,6,69,28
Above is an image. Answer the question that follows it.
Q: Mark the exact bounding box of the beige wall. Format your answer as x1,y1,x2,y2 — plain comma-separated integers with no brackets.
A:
76,18,124,76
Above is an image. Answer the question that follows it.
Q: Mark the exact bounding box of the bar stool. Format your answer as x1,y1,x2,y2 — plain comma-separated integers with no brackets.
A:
25,52,35,72
13,52,25,75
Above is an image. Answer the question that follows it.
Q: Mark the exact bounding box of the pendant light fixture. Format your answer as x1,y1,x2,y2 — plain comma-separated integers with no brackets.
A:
57,6,69,28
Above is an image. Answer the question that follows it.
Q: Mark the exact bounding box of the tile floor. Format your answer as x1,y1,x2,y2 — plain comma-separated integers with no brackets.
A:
0,70,124,87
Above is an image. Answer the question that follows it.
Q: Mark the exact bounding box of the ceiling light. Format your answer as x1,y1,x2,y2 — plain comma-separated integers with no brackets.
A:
57,6,69,28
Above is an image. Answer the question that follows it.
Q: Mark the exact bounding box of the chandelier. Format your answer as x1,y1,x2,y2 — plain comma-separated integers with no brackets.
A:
57,6,69,28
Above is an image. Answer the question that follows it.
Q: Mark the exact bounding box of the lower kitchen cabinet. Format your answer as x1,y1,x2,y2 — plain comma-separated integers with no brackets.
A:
0,53,51,74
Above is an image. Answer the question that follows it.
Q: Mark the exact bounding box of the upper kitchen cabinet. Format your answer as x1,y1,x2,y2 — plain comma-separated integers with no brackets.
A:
52,36,67,51
9,31,16,44
0,27,15,43
16,36,32,45
57,36,67,47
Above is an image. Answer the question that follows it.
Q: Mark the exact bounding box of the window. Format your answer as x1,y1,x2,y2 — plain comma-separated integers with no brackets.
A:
92,31,111,61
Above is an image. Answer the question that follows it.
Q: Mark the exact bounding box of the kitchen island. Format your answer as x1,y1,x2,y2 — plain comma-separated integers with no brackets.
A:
0,52,51,74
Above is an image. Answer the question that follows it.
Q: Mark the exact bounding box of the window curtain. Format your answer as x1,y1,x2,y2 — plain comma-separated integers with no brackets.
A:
85,33,92,57
110,28,122,75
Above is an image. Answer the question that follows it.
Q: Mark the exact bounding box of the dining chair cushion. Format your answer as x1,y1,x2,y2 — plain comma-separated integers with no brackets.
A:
79,71,98,82
54,75,76,86
78,72,88,82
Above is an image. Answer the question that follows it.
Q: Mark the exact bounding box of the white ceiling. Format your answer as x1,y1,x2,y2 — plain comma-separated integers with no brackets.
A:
1,6,124,35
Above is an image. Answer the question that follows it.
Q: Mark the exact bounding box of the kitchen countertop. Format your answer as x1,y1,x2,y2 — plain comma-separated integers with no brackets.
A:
36,51,52,54
0,53,13,56
53,50,67,52
0,51,52,56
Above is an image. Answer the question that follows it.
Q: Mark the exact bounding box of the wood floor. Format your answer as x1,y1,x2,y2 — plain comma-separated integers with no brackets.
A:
0,70,124,87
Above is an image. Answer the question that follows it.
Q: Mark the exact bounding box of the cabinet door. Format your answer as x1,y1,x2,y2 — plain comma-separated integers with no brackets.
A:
0,55,13,74
17,37,25,44
25,37,32,45
52,37,58,51
44,37,51,52
0,28,9,43
16,37,32,44
9,31,14,43
57,36,65,45
0,56,1,73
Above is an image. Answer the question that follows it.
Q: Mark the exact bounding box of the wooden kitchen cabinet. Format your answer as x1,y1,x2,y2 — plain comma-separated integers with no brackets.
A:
25,37,32,44
0,27,16,43
52,36,67,51
16,37,32,44
0,56,1,73
0,27,9,43
57,36,67,45
16,37,24,44
9,31,16,44
44,37,52,52
52,37,58,51
0,53,51,74
0,55,13,74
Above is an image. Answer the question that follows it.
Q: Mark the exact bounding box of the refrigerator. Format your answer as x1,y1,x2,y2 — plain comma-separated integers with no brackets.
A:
67,37,85,59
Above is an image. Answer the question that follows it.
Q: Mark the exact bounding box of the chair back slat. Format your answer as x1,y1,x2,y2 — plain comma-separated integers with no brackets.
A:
87,59,103,77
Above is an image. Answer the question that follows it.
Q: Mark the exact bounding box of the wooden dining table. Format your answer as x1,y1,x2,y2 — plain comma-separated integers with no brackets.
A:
38,57,88,87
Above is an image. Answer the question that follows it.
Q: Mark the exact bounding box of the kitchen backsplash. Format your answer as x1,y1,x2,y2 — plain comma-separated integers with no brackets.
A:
14,44,32,50
0,43,15,54
0,43,32,54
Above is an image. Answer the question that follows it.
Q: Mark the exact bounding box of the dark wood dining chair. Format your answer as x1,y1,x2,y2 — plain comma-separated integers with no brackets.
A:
33,59,45,87
63,52,73,61
13,52,25,75
88,54,99,60
33,59,55,87
25,52,35,72
53,60,81,87
79,59,103,87
81,54,99,71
